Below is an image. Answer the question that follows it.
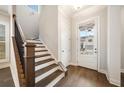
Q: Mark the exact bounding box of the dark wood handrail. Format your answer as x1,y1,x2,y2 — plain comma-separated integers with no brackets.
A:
13,14,35,87
13,15,25,67
12,37,26,86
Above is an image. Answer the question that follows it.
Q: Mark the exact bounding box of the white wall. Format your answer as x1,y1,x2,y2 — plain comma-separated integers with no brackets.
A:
39,5,59,59
107,6,121,86
16,5,39,40
71,6,108,72
121,7,124,72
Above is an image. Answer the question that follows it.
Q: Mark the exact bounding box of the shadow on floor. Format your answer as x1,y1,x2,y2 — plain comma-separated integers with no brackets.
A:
0,67,14,87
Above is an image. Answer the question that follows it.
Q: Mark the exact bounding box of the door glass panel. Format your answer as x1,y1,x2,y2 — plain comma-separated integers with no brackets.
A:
79,22,95,55
0,24,5,59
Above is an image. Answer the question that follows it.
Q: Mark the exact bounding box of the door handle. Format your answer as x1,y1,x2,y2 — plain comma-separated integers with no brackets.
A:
62,50,64,52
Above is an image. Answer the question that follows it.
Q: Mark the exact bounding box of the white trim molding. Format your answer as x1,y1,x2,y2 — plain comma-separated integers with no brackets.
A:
105,72,120,86
98,69,107,74
69,63,78,67
109,78,121,86
0,62,10,69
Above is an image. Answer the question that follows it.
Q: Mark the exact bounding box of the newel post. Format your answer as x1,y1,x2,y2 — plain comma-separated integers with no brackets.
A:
24,42,35,87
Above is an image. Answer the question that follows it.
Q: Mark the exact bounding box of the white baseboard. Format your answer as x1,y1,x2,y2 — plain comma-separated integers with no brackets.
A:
0,62,10,69
105,72,109,82
105,72,120,86
98,69,107,74
69,63,78,66
121,69,124,73
109,78,120,86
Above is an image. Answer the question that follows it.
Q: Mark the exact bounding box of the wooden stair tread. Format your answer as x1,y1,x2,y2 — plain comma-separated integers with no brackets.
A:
35,70,63,87
35,50,48,52
26,40,42,44
35,46,45,48
35,54,51,58
34,42,43,44
35,64,58,77
35,58,55,66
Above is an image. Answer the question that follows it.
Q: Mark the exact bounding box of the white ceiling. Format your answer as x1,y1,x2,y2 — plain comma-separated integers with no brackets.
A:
59,5,92,16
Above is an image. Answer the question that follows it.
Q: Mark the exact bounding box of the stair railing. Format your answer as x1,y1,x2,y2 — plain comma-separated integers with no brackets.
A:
13,14,35,87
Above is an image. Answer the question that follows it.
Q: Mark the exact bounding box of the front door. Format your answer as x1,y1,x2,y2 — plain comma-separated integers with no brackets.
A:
78,17,98,70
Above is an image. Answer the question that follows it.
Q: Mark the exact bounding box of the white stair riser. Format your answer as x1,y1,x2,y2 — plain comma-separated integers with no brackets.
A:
46,73,65,87
35,56,52,62
26,40,41,43
35,51,49,56
36,44,44,47
35,61,56,71
35,67,59,83
35,48,47,51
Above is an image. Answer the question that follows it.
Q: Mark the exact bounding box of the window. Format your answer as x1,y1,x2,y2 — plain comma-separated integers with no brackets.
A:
0,24,5,59
79,23,95,55
27,5,39,13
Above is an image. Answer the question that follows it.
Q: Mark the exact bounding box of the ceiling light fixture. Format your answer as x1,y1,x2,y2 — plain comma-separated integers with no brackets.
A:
73,5,82,10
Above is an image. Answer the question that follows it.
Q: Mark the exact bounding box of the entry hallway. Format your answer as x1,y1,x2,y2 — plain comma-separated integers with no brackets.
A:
0,67,14,87
55,65,115,87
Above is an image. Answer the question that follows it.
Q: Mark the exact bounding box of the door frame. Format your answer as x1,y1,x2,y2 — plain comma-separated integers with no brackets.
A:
76,16,100,71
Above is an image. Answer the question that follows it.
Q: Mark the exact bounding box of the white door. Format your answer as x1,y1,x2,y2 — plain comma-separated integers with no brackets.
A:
60,12,71,67
0,15,9,63
78,17,98,70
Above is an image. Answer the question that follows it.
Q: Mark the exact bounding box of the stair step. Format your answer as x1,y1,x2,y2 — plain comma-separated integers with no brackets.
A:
35,51,49,56
36,46,45,48
33,42,43,44
26,40,42,44
35,50,48,52
35,58,55,66
35,61,55,71
35,70,63,87
35,64,58,77
35,64,59,83
34,42,43,44
35,54,51,58
35,56,51,62
35,48,46,51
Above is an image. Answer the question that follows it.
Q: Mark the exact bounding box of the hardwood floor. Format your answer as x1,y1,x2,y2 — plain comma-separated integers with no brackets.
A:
121,73,124,87
0,67,14,87
55,65,115,87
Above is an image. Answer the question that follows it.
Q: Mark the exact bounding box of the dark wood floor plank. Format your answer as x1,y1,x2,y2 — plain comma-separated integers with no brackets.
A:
55,65,116,87
0,67,14,87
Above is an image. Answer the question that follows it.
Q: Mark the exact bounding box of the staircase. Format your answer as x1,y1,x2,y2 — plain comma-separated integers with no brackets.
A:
26,40,65,87
13,14,66,87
